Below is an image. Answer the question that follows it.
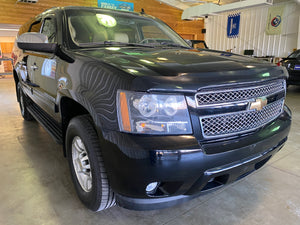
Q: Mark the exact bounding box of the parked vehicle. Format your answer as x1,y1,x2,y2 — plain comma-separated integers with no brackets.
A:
13,6,291,211
281,49,300,85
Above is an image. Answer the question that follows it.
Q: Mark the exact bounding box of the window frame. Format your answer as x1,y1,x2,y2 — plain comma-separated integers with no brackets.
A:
28,19,43,33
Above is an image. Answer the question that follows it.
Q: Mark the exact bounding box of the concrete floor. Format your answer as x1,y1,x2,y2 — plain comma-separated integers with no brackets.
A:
0,76,300,225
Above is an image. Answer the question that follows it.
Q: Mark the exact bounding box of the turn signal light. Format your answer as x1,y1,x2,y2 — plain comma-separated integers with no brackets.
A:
119,92,131,132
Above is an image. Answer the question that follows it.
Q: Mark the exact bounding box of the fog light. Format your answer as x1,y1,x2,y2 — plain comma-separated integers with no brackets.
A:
146,182,159,193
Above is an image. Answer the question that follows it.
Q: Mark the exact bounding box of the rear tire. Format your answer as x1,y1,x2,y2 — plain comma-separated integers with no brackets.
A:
66,115,115,211
17,83,34,121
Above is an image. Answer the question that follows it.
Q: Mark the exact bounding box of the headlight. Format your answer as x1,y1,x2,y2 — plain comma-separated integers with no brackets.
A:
117,90,192,134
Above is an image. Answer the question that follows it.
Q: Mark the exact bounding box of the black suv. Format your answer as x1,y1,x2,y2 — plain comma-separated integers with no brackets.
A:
281,49,300,85
13,6,291,211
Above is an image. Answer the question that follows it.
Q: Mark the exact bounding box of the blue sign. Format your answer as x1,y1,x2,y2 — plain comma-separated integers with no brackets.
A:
227,13,240,38
294,65,300,71
98,0,134,11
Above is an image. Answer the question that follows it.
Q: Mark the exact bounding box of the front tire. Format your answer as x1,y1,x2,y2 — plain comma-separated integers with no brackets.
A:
66,115,115,211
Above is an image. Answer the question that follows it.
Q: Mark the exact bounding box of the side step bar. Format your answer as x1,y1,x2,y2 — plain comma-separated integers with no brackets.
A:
27,101,63,144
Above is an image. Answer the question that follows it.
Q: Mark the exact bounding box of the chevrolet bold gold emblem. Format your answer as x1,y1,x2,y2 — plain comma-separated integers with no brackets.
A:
250,98,268,111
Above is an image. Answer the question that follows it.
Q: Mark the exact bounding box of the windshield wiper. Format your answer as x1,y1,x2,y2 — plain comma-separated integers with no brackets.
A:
147,42,192,49
77,41,191,49
105,41,156,48
159,42,192,49
78,41,155,48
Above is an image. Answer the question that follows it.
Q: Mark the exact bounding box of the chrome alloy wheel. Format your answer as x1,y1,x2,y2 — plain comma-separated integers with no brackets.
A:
72,136,92,192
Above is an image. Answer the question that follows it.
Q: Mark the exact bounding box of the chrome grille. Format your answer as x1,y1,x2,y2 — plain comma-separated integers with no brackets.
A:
200,100,284,138
196,79,285,106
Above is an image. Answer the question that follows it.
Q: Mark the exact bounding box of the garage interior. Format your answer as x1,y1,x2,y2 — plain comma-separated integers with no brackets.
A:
0,0,300,224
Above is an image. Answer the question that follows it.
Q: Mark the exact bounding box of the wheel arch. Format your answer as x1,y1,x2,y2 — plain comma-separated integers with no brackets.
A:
60,97,91,156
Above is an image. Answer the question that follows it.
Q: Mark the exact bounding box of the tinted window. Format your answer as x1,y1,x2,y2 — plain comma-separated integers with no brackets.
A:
41,18,56,43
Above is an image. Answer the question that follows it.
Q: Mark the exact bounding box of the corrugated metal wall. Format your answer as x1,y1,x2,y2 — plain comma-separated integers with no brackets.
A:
205,1,300,57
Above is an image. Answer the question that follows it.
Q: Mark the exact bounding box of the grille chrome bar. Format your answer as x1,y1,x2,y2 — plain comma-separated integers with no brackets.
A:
196,79,286,106
196,79,286,139
200,99,284,138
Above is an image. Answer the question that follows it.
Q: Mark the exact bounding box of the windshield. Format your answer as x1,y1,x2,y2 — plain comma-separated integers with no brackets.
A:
66,9,190,48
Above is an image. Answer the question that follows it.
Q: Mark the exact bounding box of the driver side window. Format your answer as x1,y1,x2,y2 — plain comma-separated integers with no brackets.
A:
29,20,42,33
41,18,57,43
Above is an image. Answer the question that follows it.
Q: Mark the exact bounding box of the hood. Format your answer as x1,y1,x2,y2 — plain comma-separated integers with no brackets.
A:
76,47,287,92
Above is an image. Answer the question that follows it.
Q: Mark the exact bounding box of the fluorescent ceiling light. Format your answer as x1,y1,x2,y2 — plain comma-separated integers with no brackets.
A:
182,0,273,19
0,29,19,31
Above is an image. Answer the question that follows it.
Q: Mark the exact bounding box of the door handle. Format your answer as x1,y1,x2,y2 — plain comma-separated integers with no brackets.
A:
31,64,38,71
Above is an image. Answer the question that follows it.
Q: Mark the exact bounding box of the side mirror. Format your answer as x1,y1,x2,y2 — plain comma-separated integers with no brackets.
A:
17,32,57,54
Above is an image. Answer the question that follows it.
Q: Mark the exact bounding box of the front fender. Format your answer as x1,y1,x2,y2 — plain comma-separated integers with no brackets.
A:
62,59,134,134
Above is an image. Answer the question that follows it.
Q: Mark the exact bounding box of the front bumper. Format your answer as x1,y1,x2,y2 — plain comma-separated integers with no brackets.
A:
116,138,285,210
99,106,291,210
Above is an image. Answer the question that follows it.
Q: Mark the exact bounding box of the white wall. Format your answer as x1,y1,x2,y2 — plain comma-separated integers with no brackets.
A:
205,1,300,57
